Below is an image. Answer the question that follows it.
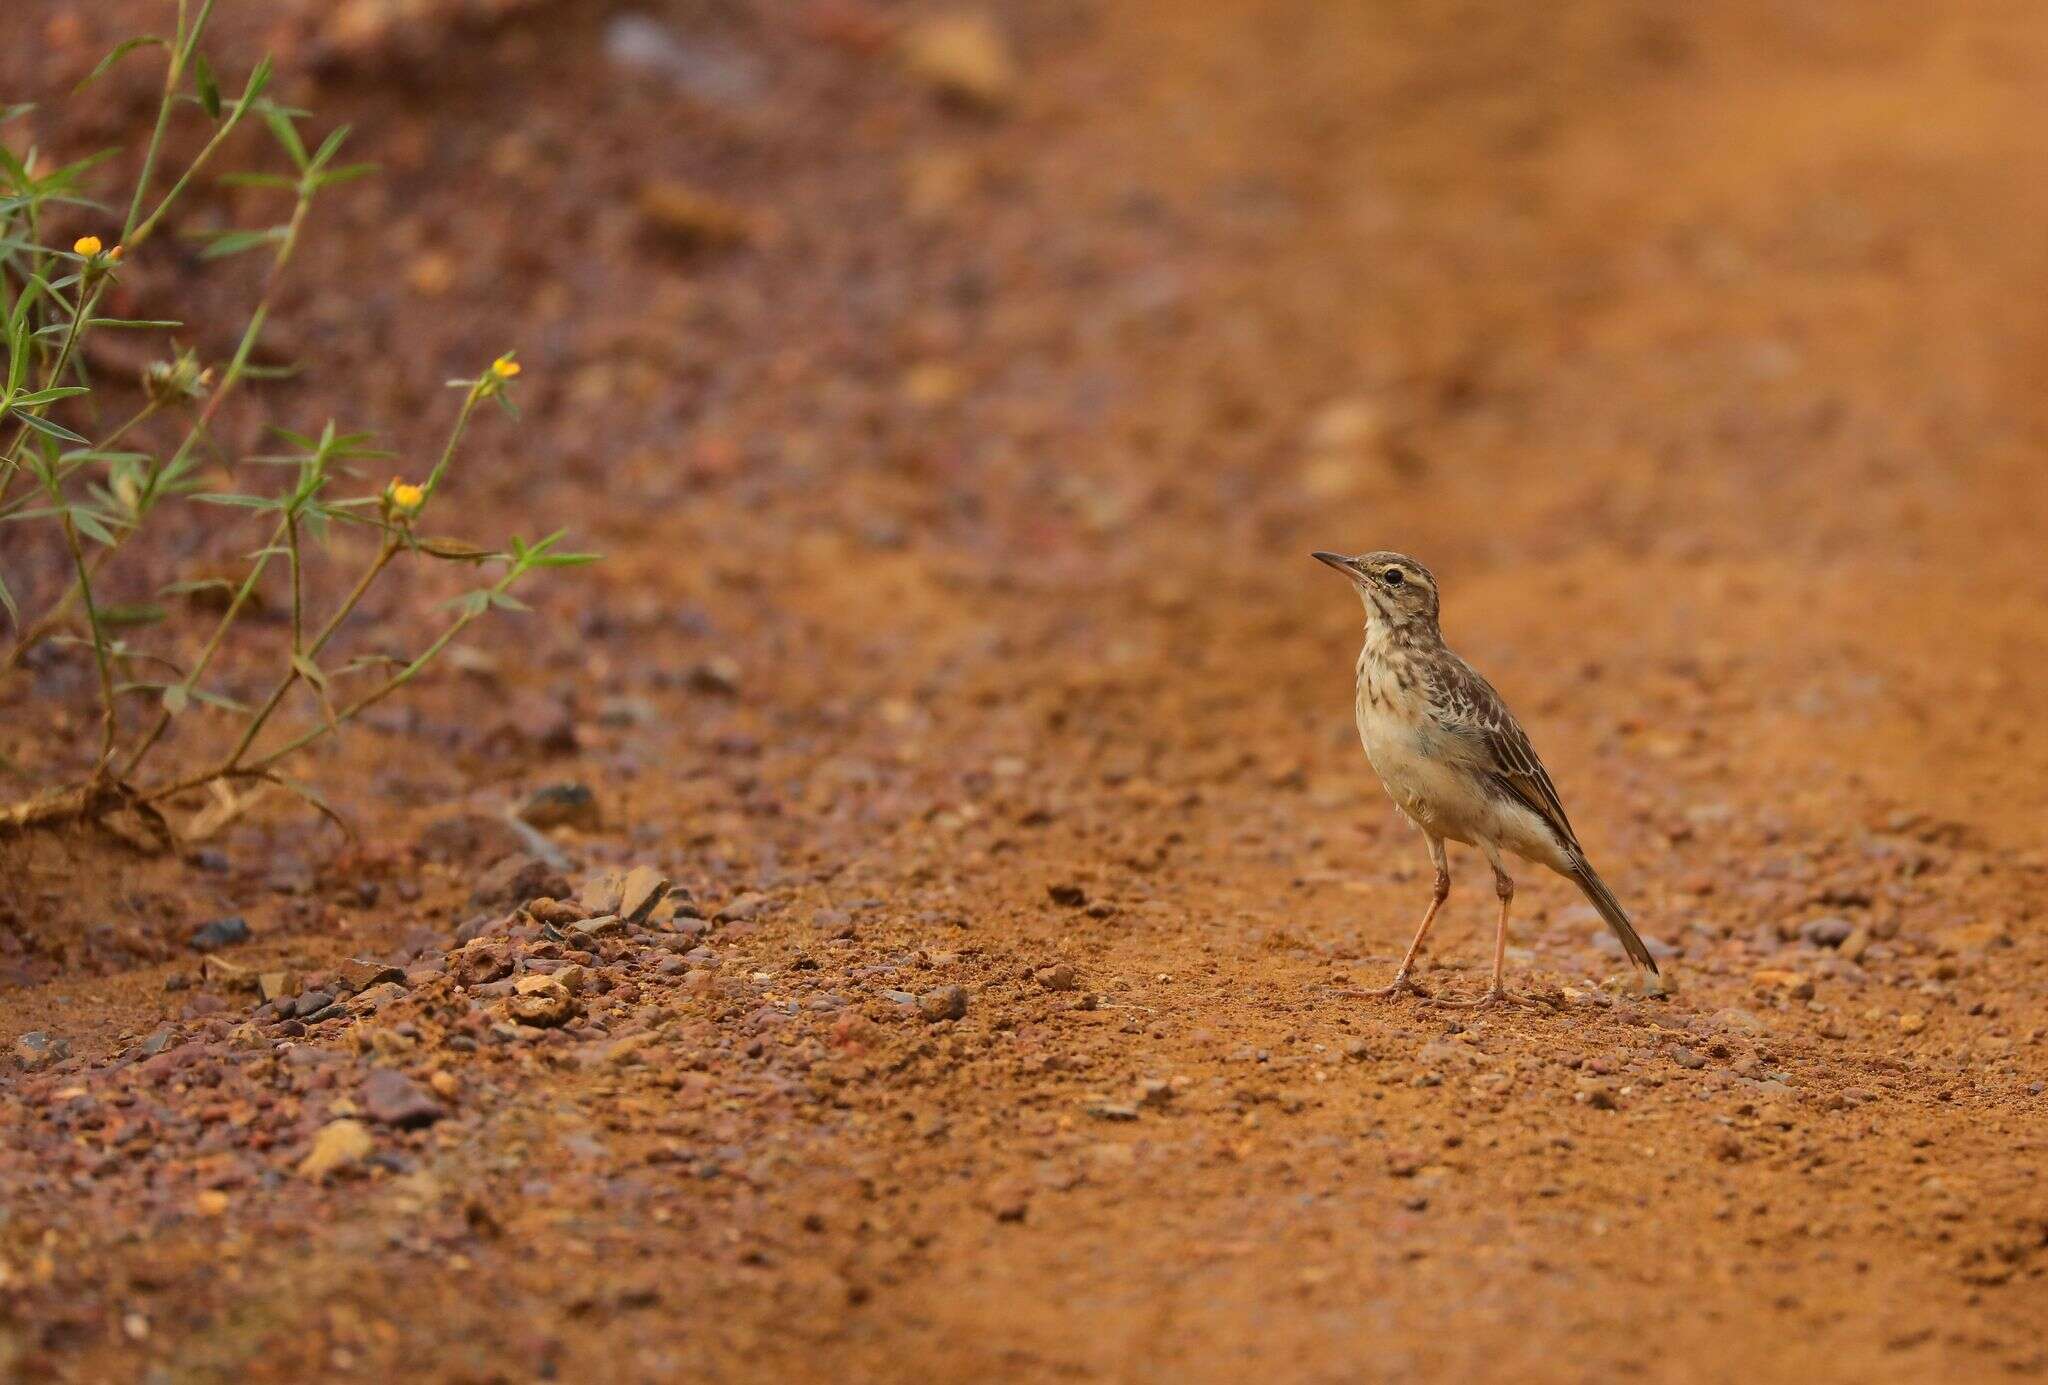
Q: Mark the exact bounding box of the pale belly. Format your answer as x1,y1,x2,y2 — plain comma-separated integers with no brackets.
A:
1354,695,1571,871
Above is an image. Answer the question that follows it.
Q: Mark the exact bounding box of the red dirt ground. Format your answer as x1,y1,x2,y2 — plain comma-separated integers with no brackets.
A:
4,1,2047,1380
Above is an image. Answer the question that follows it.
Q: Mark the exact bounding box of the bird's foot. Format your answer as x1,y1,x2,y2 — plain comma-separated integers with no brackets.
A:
1335,972,1431,1001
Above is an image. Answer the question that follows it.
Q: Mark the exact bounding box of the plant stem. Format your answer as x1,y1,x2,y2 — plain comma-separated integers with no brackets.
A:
214,535,396,774
55,510,119,771
117,515,286,780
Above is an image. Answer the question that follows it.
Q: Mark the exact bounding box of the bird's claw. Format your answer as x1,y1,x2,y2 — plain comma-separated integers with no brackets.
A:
1335,974,1432,1001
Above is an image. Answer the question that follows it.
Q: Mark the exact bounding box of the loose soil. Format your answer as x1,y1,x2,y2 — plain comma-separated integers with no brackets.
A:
4,2,2047,1381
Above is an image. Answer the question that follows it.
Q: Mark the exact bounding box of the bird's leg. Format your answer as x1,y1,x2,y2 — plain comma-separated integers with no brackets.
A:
1350,836,1448,999
1445,859,1550,1010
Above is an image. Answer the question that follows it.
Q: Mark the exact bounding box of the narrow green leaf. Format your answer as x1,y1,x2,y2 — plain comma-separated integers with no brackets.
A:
161,683,190,716
11,386,91,406
262,106,307,169
195,226,285,260
98,602,167,628
309,125,352,171
190,492,282,509
193,52,222,119
314,163,378,190
188,685,249,713
69,506,119,545
13,410,90,445
77,36,167,91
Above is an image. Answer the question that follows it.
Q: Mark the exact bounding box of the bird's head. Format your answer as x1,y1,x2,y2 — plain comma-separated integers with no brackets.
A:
1312,549,1441,631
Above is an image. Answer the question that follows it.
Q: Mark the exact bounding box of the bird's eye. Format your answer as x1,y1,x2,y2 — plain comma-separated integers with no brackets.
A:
1382,568,1404,587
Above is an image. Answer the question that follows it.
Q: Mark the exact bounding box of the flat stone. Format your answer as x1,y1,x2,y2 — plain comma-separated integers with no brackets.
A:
202,955,258,992
14,1031,68,1072
360,1069,444,1128
618,867,670,925
1799,916,1855,948
188,916,250,952
338,958,405,995
516,782,602,832
714,892,767,924
469,855,570,912
571,914,624,940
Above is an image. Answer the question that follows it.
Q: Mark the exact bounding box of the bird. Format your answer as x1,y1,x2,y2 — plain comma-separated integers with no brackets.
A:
1312,549,1658,1006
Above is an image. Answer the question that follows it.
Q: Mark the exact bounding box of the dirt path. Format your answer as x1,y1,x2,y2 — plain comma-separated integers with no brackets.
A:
5,2,2048,1380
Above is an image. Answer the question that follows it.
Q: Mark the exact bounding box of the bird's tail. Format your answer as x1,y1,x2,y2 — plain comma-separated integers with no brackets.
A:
1569,858,1658,975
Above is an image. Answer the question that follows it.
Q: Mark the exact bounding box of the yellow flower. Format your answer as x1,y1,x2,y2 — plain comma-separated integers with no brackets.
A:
73,235,103,256
387,479,426,513
490,355,521,379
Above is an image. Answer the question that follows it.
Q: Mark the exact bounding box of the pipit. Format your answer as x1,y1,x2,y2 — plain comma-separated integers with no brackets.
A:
1313,550,1658,1005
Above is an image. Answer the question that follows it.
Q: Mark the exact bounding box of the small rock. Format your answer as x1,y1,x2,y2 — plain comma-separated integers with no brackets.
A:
637,181,755,252
337,959,405,995
899,13,1017,111
361,1069,444,1128
14,1031,68,1072
188,916,250,952
1899,1012,1927,1035
290,990,334,1018
571,914,624,940
1799,916,1854,948
298,1119,374,1179
202,955,258,992
509,975,581,1028
428,1070,460,1100
1668,1045,1707,1070
617,866,671,925
453,942,515,988
1036,963,1077,992
1712,1008,1768,1035
470,855,570,912
516,783,602,832
688,655,743,695
1046,883,1087,909
1713,1134,1743,1162
1136,1079,1175,1109
1751,968,1816,1001
258,971,299,1004
917,984,968,1022
715,892,768,924
1577,1081,1619,1110
354,982,407,1012
1085,1102,1140,1122
576,871,626,916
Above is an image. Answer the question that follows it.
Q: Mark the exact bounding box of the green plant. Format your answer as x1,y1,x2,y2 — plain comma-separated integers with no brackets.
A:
0,2,595,844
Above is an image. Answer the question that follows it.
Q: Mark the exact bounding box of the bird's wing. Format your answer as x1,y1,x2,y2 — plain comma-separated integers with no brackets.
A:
1422,652,1582,854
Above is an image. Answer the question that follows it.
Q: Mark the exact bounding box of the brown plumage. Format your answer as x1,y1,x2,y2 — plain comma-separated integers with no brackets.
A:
1315,549,1658,1004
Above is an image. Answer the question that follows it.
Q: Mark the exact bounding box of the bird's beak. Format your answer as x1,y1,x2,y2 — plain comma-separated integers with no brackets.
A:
1311,551,1356,576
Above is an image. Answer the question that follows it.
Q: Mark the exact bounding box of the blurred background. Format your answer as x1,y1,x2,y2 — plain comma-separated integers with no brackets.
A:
8,0,2048,846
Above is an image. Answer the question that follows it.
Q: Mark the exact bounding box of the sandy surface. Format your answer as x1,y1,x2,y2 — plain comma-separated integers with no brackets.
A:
3,1,2046,1380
